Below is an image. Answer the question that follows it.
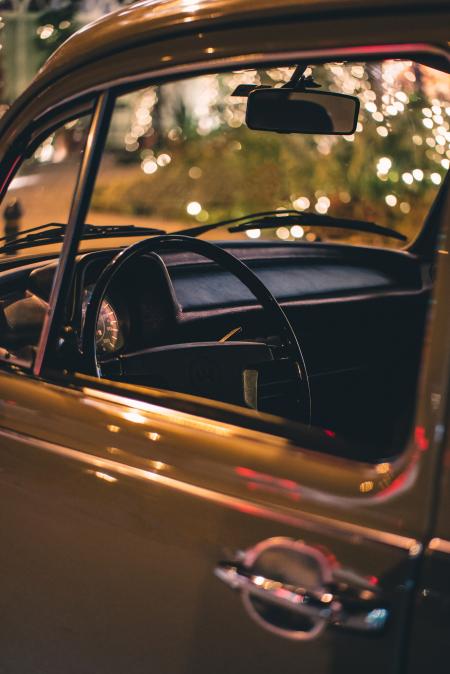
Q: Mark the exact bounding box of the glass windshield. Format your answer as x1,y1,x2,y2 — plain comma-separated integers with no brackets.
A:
1,59,448,262
89,59,449,249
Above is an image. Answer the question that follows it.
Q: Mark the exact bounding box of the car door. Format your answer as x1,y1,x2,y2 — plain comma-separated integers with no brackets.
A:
0,334,448,674
0,59,448,674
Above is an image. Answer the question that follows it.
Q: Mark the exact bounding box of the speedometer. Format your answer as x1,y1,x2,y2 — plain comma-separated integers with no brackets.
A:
82,286,121,354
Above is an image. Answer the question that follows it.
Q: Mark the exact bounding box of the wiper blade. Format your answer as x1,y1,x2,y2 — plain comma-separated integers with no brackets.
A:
82,223,166,239
176,209,407,242
230,212,407,241
0,222,166,254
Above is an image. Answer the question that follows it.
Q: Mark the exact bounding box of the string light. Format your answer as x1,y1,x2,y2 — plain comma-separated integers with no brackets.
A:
187,201,202,216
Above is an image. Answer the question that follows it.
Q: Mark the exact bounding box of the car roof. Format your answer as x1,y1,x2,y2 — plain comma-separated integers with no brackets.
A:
40,0,449,80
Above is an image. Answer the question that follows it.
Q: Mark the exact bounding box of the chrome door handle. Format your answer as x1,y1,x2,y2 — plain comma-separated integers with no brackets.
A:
216,560,337,617
215,561,388,632
214,538,389,640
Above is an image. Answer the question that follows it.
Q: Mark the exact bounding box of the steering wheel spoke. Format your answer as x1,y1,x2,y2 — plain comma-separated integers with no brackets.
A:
105,340,273,407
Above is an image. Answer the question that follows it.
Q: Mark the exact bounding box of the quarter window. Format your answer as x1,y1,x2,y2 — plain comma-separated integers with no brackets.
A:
0,114,92,364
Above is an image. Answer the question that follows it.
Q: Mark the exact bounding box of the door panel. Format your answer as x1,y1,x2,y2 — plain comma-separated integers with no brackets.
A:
0,372,422,674
0,433,414,674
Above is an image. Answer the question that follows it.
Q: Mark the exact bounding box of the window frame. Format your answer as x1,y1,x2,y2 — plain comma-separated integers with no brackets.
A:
32,92,115,374
0,98,97,370
28,43,449,377
0,45,447,513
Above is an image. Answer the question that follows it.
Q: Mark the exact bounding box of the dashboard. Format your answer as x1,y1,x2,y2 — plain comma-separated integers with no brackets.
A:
0,240,428,458
42,240,419,357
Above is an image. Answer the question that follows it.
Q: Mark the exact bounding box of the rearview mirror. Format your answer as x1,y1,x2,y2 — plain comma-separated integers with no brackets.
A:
246,88,360,135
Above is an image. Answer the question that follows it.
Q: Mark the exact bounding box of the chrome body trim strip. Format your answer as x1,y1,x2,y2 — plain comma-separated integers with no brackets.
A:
0,425,420,553
428,538,450,555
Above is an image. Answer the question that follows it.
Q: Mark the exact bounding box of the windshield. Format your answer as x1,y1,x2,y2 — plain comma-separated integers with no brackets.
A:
1,58,448,262
89,59,449,249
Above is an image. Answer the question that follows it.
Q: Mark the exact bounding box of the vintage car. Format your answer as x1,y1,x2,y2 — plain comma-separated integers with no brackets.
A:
0,0,448,672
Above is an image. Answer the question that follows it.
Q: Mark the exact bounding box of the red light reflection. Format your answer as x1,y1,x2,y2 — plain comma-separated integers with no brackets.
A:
235,466,301,501
414,426,429,452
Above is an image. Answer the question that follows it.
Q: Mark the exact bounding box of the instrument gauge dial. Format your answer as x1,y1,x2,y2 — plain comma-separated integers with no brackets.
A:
82,286,121,354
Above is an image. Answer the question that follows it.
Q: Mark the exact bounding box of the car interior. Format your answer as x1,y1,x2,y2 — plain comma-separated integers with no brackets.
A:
0,58,448,463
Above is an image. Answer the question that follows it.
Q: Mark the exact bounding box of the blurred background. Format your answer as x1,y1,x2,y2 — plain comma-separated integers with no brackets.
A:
0,1,133,107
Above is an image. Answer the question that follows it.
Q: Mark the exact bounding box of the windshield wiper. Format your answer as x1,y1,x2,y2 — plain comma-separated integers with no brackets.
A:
0,222,166,255
176,209,407,242
1,209,406,255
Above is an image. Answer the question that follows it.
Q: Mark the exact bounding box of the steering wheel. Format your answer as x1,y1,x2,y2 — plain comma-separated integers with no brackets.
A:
82,235,311,425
